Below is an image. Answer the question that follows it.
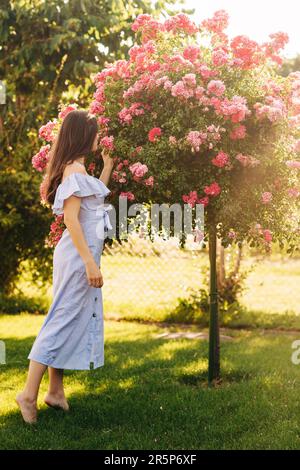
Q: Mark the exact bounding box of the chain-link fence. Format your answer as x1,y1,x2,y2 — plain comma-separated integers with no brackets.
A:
101,233,207,321
4,232,300,319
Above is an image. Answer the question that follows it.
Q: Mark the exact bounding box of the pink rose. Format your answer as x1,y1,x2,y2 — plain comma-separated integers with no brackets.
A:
204,182,221,196
39,120,57,142
148,127,162,142
182,190,198,208
129,162,148,178
144,176,154,187
100,135,115,150
286,160,300,169
32,145,51,172
230,125,246,140
197,196,209,207
207,80,226,97
120,191,135,201
263,229,272,243
58,104,78,120
262,192,272,204
212,151,230,168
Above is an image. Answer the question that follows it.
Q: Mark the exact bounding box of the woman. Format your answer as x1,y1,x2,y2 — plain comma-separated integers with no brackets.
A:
16,110,114,424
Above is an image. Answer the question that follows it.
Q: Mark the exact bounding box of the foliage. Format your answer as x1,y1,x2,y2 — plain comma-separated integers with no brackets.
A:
0,292,48,314
168,247,250,326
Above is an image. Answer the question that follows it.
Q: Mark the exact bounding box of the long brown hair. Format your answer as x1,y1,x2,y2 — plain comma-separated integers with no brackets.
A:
45,110,98,204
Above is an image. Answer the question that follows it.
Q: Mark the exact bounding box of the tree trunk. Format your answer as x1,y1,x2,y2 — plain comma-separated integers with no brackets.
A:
208,223,220,385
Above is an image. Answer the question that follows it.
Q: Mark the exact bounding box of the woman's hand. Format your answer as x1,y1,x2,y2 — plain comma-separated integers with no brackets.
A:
85,258,104,288
101,148,114,168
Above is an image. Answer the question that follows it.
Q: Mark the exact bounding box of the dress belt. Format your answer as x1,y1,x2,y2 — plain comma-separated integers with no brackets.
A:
95,203,113,231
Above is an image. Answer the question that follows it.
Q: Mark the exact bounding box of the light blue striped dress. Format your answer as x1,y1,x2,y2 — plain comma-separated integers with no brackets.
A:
28,172,112,370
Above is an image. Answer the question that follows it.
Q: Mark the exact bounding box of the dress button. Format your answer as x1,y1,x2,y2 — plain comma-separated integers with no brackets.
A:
94,297,98,301
92,313,96,317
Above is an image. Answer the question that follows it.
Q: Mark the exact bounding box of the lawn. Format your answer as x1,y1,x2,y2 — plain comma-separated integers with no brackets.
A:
1,314,300,450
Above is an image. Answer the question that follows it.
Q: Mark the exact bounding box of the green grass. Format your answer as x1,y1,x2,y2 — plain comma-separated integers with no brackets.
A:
1,314,300,449
240,257,300,315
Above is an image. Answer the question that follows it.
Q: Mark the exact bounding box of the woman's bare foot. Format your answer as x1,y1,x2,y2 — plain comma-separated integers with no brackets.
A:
44,392,69,412
16,392,37,424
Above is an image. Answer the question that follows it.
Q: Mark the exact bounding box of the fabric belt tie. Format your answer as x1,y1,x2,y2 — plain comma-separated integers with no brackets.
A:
96,203,113,231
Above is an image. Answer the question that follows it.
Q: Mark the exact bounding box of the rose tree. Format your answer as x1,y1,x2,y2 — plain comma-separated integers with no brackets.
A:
88,10,300,384
34,11,300,384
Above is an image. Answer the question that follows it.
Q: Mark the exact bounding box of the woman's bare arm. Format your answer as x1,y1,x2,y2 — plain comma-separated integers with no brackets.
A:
63,196,93,265
63,195,103,288
62,162,104,288
99,149,114,186
64,195,103,288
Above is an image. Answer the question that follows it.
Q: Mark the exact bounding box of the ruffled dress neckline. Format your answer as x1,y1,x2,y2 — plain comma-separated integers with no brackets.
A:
52,172,111,216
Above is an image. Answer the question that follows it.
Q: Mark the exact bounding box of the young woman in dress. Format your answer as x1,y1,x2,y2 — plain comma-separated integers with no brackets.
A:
16,110,114,424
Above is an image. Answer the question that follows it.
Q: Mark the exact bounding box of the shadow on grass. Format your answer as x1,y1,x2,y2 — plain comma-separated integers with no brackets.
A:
1,329,298,449
2,329,290,390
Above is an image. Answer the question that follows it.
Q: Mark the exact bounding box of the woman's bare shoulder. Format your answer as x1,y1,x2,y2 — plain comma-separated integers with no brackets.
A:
62,161,87,181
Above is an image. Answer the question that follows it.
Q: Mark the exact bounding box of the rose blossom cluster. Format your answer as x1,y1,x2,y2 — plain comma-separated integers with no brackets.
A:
100,135,115,151
235,153,260,168
129,162,148,180
182,190,208,208
148,127,162,142
38,103,78,143
89,61,127,121
213,95,251,123
186,131,208,152
186,125,225,152
182,182,221,209
32,145,51,172
118,102,146,124
120,191,135,201
230,35,261,69
39,120,58,142
131,13,198,43
58,103,78,120
200,10,288,68
112,160,154,196
200,9,229,35
112,159,130,184
254,96,287,122
251,224,273,245
130,162,154,187
46,215,65,248
230,124,246,140
262,32,289,66
211,151,230,168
